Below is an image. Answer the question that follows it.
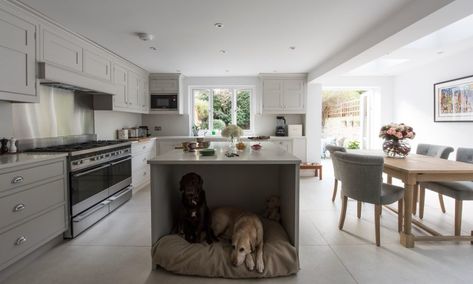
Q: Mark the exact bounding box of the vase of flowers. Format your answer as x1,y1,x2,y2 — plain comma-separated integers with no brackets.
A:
221,124,243,150
379,123,415,158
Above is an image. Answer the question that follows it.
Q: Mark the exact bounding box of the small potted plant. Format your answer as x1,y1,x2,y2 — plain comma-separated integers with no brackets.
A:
221,124,243,149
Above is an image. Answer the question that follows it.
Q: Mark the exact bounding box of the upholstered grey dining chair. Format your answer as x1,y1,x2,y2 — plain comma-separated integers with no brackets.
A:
419,147,473,235
326,145,346,202
334,152,405,246
416,144,454,216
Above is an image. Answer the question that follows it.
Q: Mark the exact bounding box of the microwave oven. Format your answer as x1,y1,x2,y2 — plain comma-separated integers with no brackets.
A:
150,94,178,110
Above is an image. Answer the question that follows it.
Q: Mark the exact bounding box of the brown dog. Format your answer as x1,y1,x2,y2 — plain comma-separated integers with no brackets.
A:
211,207,264,273
177,172,215,244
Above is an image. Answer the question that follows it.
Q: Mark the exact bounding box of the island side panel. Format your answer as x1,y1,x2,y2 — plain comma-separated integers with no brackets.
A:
150,164,180,245
279,164,299,252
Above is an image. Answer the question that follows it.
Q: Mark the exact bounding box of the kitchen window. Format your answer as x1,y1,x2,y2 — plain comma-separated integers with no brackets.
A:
192,87,254,135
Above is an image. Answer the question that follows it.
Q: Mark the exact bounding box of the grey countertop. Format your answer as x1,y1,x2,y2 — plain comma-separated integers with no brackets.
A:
0,153,68,170
148,142,300,165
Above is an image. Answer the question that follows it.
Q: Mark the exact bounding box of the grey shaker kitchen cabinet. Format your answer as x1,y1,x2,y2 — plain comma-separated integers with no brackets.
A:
0,157,68,271
0,7,37,102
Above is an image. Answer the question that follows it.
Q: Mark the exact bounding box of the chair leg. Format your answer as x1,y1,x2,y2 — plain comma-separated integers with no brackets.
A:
439,194,446,214
357,201,362,219
375,205,381,246
397,199,403,232
455,200,462,236
332,179,338,202
412,184,418,215
339,196,348,230
419,186,425,219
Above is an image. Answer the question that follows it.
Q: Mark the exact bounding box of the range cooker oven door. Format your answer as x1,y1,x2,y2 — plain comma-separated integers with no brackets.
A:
109,156,132,196
70,163,110,216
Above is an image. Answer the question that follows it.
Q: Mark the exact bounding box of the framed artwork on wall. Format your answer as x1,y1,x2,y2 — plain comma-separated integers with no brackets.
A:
434,75,473,122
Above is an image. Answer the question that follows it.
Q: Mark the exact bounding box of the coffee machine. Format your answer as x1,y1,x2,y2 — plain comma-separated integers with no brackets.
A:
275,116,287,136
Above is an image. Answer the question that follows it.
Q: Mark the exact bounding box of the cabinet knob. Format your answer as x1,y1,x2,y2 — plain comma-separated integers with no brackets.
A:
13,203,25,212
15,236,27,246
11,176,24,184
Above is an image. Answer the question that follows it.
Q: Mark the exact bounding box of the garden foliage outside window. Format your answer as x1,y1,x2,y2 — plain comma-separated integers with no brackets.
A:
192,88,252,135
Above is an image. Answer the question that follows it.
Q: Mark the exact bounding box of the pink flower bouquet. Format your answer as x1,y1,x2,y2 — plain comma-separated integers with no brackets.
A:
379,123,415,141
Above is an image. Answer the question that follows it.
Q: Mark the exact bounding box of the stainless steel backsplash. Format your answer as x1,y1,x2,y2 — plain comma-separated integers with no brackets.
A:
12,86,95,140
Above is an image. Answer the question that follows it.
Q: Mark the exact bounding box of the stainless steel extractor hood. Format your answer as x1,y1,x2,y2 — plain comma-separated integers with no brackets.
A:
38,62,117,96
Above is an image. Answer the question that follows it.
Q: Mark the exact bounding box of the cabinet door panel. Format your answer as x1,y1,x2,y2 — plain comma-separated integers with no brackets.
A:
127,71,139,109
42,28,82,72
83,49,111,81
112,63,128,108
150,78,178,93
0,10,36,98
282,79,304,109
262,79,282,110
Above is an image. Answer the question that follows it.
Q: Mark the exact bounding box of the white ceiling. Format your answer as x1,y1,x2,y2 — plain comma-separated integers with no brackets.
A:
347,13,473,76
18,0,414,76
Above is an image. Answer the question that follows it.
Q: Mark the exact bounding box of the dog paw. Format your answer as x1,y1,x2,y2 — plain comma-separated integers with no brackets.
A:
256,261,265,273
245,256,255,271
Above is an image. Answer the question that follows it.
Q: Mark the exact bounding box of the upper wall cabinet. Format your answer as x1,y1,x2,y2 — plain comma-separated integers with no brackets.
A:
83,49,111,81
41,27,83,72
149,74,179,94
0,8,37,102
260,74,307,114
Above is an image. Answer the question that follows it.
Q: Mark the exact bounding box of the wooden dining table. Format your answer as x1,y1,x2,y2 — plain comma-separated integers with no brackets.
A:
383,154,473,247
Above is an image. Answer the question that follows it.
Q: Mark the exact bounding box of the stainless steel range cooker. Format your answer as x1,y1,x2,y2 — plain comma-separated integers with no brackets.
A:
28,140,133,238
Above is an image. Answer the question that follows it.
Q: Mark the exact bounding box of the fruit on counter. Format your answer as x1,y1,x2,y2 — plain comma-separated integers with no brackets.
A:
236,141,246,150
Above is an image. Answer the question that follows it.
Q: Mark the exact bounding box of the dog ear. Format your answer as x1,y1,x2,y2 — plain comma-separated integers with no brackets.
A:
197,174,204,191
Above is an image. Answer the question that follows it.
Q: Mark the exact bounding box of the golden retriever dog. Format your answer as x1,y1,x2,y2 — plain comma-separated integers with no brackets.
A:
211,207,264,273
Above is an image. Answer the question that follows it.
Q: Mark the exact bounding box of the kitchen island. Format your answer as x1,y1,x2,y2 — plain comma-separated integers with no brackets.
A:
148,142,301,252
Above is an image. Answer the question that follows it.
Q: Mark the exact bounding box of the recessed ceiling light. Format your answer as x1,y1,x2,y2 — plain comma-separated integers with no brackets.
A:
176,69,181,73
437,50,444,55
273,70,278,73
214,23,224,28
220,49,227,54
137,32,154,41
149,46,157,51
225,70,229,73
289,46,296,50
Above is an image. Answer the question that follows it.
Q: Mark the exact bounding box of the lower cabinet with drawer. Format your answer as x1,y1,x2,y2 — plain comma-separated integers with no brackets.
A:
131,139,156,190
0,157,68,271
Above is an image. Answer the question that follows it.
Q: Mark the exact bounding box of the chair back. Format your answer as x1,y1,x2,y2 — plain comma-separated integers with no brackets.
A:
333,152,384,204
416,143,454,159
456,147,473,164
326,145,346,180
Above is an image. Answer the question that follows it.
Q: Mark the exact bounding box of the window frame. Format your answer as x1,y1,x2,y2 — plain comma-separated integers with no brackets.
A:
189,85,255,136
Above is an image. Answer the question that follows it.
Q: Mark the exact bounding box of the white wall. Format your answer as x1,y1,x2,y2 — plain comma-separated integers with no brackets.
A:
94,111,142,140
306,83,322,162
393,48,473,152
142,76,304,137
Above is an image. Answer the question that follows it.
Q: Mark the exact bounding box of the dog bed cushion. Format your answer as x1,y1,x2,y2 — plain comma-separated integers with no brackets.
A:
151,219,299,278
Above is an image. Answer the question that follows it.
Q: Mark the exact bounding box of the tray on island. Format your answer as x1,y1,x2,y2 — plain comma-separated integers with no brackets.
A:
247,136,270,141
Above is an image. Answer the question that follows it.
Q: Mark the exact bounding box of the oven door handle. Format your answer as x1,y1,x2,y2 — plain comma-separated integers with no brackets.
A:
73,164,110,178
110,156,132,166
73,200,110,222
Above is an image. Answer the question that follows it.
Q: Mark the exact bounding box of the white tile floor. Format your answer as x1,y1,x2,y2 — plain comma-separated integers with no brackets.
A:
4,160,473,284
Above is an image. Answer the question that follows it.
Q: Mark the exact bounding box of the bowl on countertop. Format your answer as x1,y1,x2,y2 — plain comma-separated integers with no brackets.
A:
251,144,262,151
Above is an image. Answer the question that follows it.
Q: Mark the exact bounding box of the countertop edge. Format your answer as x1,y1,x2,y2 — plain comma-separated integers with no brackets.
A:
0,153,68,170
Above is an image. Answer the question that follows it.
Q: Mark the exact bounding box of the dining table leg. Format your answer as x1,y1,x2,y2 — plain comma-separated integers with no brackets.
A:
401,181,416,248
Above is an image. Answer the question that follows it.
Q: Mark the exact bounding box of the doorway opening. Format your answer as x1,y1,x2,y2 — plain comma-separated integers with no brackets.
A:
321,88,377,158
